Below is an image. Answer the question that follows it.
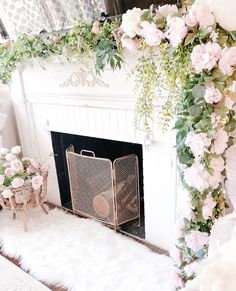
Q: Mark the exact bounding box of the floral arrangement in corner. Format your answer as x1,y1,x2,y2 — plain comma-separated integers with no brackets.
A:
0,146,48,199
1,0,236,288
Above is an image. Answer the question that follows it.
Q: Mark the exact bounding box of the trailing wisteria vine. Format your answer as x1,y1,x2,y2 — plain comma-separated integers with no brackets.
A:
1,0,236,288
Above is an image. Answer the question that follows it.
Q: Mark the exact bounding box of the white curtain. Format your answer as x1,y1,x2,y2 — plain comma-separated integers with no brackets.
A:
0,0,105,39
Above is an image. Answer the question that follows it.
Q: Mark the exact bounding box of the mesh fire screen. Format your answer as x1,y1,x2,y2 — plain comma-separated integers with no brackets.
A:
66,146,140,228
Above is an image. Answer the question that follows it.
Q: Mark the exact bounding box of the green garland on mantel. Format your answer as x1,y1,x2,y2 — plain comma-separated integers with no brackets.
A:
2,1,236,289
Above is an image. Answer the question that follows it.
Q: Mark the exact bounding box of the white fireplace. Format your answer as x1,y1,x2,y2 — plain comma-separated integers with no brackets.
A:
10,56,178,251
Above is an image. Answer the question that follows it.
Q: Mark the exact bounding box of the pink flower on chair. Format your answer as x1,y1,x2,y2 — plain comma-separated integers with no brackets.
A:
5,153,16,162
11,146,21,155
11,177,24,188
204,83,223,104
1,189,14,199
212,129,229,154
32,175,43,190
202,196,216,220
4,168,15,177
10,159,24,173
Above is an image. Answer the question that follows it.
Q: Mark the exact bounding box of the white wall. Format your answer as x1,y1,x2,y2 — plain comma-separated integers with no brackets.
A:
0,84,19,148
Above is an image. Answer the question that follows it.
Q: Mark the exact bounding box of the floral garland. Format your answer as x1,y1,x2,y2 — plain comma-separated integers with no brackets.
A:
1,1,236,289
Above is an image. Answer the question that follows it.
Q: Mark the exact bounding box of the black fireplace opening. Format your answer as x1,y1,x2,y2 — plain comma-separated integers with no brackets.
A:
51,131,145,239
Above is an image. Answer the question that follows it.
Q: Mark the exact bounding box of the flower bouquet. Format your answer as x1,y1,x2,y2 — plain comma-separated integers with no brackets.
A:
0,146,49,231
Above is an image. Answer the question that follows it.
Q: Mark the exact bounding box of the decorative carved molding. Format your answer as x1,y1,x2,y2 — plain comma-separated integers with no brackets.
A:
60,65,109,88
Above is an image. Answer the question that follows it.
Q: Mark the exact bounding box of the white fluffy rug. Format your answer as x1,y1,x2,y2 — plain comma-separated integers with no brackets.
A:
0,255,49,291
0,208,174,291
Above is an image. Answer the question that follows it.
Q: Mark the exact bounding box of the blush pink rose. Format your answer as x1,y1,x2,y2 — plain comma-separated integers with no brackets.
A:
121,8,143,38
141,21,164,46
11,146,21,155
209,170,222,189
91,21,101,34
0,147,8,156
204,83,223,104
224,96,234,110
212,129,229,155
202,196,216,220
210,156,225,173
121,35,140,51
30,158,39,169
185,132,211,157
156,4,178,18
32,175,43,190
185,230,209,252
0,175,5,185
11,177,24,188
26,165,36,175
10,159,23,172
4,167,15,177
5,153,16,162
185,3,215,28
165,16,188,47
219,47,236,76
184,260,201,277
184,163,210,192
1,189,14,199
191,43,221,72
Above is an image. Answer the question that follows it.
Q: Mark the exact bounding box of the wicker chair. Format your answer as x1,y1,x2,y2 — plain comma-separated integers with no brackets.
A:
0,173,48,232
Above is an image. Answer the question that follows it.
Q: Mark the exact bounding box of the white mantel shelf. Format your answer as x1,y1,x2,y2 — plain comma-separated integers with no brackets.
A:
10,56,178,251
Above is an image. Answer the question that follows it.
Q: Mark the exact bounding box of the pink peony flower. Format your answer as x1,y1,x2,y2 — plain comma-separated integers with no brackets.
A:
30,158,39,169
224,96,234,110
184,163,210,192
11,177,24,188
165,16,188,47
184,260,201,277
5,153,16,162
185,3,215,28
0,147,8,156
0,175,4,185
121,8,143,38
4,167,15,177
32,175,43,190
204,83,223,104
219,46,236,76
202,196,216,219
174,272,184,289
141,21,164,46
191,43,221,72
208,170,222,189
156,4,178,18
26,165,36,175
210,156,225,173
11,146,21,155
121,35,140,51
1,189,14,199
170,247,182,266
91,20,101,34
185,132,211,157
212,129,229,154
10,159,23,172
185,230,209,252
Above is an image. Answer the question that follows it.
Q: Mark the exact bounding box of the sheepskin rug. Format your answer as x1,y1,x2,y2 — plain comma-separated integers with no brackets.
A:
0,208,175,291
0,255,50,291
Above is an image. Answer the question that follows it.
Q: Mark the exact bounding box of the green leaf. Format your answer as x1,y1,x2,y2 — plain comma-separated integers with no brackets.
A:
189,105,202,117
191,84,205,99
184,33,195,46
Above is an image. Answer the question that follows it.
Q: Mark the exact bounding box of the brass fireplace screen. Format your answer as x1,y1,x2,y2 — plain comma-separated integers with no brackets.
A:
66,145,140,229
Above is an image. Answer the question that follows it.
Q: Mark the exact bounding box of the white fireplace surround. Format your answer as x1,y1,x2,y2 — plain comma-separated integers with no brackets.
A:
10,56,178,251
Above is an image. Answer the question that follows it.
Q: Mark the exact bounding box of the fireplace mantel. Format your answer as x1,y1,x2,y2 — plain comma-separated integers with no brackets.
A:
10,56,178,251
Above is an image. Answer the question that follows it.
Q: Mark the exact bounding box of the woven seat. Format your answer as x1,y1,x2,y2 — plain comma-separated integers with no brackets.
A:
0,173,48,232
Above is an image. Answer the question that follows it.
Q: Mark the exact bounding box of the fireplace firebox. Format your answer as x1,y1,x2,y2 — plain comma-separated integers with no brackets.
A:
51,131,145,238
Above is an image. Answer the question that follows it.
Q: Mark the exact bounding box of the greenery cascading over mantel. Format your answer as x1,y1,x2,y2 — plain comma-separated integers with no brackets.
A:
1,0,236,288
